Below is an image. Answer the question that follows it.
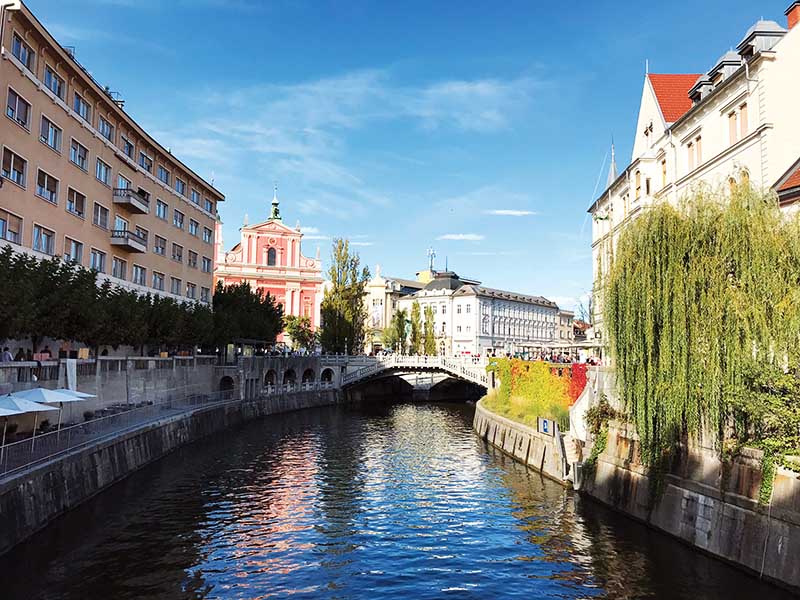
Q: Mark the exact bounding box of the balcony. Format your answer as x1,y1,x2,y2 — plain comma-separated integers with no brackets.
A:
112,188,149,214
110,229,147,253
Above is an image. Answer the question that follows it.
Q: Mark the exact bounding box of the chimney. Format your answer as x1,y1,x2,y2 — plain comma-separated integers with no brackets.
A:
788,2,800,29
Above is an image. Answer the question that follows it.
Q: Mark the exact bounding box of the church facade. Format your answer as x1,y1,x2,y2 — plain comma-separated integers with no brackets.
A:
214,190,325,339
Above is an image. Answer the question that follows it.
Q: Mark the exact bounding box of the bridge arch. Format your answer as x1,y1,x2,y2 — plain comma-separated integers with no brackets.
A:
219,375,236,399
283,369,297,384
264,369,277,386
302,368,315,383
321,368,334,383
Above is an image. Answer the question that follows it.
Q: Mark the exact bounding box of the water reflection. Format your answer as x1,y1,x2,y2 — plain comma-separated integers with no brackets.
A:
0,402,793,600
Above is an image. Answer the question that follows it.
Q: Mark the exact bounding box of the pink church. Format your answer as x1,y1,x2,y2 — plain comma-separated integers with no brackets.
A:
214,189,325,340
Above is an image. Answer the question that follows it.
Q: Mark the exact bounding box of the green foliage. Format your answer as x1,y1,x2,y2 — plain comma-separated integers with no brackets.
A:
423,305,436,355
585,394,617,436
484,358,571,427
319,239,370,354
409,301,422,355
584,428,608,476
604,185,800,471
384,309,407,354
283,315,316,350
759,450,777,506
211,281,282,346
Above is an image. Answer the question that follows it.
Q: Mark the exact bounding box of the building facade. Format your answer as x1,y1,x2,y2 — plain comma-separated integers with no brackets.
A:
0,2,223,304
397,271,560,357
363,265,424,354
590,3,800,338
214,191,324,339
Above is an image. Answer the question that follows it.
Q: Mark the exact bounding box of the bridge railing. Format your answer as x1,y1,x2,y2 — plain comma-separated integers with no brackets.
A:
341,355,489,387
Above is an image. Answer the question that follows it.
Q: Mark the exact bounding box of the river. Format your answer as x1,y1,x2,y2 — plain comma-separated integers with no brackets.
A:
1,401,794,599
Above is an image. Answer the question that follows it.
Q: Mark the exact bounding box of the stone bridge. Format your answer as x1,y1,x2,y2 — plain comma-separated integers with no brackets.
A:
341,355,492,390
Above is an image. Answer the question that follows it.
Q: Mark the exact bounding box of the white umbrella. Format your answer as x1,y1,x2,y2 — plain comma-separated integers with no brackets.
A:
0,394,58,456
13,389,84,434
0,405,24,466
52,389,95,399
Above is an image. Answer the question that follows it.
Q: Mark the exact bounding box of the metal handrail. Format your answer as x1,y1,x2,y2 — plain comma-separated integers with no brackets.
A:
110,229,147,245
113,187,150,205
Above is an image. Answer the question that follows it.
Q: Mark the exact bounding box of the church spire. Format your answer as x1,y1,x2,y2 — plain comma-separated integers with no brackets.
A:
607,140,617,187
269,182,281,221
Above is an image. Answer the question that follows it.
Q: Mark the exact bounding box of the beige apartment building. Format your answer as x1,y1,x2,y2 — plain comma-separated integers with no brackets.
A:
0,2,223,304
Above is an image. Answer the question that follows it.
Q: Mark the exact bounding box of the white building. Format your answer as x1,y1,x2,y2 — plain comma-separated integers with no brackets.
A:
363,265,424,354
398,271,560,357
590,3,800,339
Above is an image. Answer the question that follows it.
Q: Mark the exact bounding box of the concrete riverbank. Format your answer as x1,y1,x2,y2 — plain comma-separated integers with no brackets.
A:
472,399,569,484
0,388,339,556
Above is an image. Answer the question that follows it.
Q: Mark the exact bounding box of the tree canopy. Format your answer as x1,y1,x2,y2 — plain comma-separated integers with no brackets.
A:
283,315,316,350
423,305,437,355
319,239,370,354
409,301,422,355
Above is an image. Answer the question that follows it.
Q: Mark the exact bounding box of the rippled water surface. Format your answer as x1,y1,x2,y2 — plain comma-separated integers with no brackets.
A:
2,402,794,599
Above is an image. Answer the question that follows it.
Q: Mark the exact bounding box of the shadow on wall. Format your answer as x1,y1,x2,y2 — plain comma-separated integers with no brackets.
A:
429,378,485,402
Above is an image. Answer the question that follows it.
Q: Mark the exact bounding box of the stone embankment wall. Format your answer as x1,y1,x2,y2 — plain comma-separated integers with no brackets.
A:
0,388,338,556
584,421,800,590
473,400,568,484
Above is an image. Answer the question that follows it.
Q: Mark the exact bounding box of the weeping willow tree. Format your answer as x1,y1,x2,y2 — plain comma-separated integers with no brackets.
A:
604,184,800,471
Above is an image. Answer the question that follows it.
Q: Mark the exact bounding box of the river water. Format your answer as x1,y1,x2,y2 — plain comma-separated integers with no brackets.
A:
1,401,794,600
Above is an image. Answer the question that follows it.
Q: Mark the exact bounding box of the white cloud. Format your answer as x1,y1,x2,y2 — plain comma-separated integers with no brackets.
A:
300,226,321,234
351,241,374,247
485,209,538,217
437,233,485,241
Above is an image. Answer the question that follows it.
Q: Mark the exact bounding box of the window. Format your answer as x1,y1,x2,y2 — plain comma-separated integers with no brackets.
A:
204,198,214,213
90,249,107,273
121,135,135,159
6,88,31,129
173,209,184,229
157,165,170,185
635,170,641,199
191,189,200,205
93,203,109,229
135,226,149,247
33,225,55,255
171,277,182,295
201,256,212,273
64,238,83,263
728,111,738,146
11,33,35,71
688,142,695,171
441,304,446,315
1,147,27,187
36,170,59,204
156,200,168,220
202,227,212,243
466,305,471,314
661,159,667,188
189,219,199,236
645,177,651,196
44,66,65,100
186,283,197,299
114,175,130,192
695,136,702,164
132,265,146,286
200,287,210,303
70,139,88,170
456,325,462,333
112,257,127,280
98,116,114,142
172,243,183,262
153,236,166,256
188,250,198,268
152,272,165,291
95,158,111,186
0,209,22,244
139,152,153,173
67,188,86,218
740,103,748,139
73,92,91,122
175,178,186,196
114,215,128,232
267,247,277,266
457,305,461,314
40,116,62,152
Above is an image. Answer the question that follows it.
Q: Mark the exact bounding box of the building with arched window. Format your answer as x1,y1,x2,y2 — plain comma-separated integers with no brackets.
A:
214,188,324,340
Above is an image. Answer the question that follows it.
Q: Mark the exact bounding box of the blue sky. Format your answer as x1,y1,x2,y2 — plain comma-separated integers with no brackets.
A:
27,0,791,310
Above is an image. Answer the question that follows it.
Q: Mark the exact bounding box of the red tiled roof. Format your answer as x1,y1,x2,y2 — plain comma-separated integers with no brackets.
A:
778,164,800,193
648,73,702,123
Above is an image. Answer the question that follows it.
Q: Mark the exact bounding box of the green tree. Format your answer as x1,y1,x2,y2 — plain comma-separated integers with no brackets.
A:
388,309,408,354
381,326,399,353
319,239,370,354
409,301,422,355
212,281,283,346
283,315,317,350
423,305,436,355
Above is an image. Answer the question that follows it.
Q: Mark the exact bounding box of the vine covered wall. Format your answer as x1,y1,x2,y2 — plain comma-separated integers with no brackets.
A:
604,185,800,472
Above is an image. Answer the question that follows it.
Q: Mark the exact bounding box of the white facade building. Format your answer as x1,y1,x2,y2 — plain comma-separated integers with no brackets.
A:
398,272,560,357
363,265,424,354
590,4,800,339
